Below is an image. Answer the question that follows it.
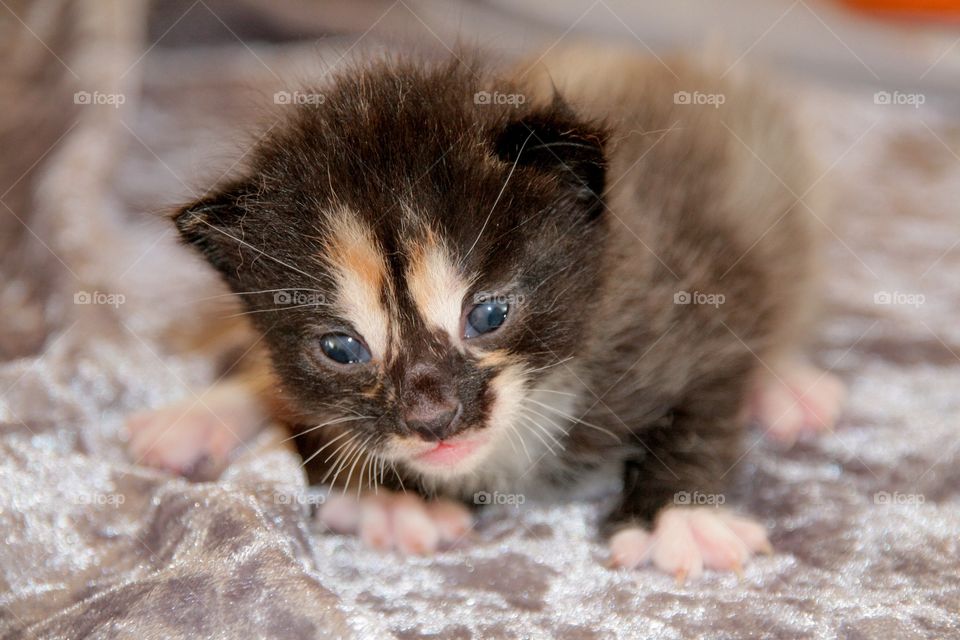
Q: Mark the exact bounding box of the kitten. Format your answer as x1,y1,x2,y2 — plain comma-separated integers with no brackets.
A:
127,47,844,580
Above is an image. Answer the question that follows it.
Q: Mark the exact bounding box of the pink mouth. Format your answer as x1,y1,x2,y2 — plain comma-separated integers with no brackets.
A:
414,436,486,467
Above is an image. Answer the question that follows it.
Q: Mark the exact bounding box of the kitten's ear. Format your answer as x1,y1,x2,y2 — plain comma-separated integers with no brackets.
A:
493,102,607,219
172,180,250,273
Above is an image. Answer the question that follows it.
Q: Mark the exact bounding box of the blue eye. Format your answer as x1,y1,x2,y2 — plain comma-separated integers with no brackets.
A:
320,333,371,364
464,302,509,338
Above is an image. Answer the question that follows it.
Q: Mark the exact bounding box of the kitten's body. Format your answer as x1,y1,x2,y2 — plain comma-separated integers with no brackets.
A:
129,47,843,577
514,48,821,525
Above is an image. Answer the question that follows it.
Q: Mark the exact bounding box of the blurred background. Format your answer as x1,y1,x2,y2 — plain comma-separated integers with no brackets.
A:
147,0,960,94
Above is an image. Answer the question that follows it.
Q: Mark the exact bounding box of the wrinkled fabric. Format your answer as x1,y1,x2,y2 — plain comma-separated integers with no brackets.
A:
2,3,960,639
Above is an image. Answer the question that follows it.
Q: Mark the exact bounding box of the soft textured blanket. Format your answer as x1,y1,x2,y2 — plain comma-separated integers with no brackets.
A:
2,2,959,638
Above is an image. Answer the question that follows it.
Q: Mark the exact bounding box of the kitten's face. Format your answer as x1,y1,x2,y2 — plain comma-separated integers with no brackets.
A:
176,59,607,482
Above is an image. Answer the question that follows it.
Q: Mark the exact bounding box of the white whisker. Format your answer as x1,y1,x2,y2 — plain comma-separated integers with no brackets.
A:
501,424,521,456
526,398,620,442
535,388,577,398
519,411,566,452
506,422,533,462
524,357,574,375
318,433,362,479
187,213,327,285
391,461,407,494
190,288,328,303
300,430,351,467
342,435,373,496
224,302,329,318
280,415,370,443
462,129,535,263
325,438,361,488
517,414,560,455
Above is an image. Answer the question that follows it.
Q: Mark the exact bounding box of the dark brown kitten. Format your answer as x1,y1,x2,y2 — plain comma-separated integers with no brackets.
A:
128,47,844,578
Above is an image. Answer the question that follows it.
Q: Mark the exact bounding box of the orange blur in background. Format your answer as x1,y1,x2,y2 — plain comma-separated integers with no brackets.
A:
840,0,960,19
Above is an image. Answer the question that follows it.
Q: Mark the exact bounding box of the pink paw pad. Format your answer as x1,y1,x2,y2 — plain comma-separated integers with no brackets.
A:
749,362,846,445
608,508,771,583
319,491,472,555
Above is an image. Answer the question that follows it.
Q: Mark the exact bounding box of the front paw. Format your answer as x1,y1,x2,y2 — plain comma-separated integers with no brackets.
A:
608,507,771,582
125,383,264,478
318,490,472,555
126,402,243,477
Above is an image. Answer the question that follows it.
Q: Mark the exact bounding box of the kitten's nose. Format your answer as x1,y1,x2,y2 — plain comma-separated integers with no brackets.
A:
400,364,462,441
403,400,462,442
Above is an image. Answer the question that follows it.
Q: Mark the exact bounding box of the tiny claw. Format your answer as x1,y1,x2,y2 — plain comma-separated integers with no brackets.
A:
732,563,744,580
675,569,687,586
759,541,774,556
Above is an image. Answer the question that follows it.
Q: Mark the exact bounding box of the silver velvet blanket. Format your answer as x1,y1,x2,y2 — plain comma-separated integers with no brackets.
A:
2,2,959,638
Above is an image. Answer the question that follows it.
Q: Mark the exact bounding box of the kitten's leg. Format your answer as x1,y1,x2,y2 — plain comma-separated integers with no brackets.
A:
748,359,846,445
319,490,472,554
605,382,771,581
125,376,267,478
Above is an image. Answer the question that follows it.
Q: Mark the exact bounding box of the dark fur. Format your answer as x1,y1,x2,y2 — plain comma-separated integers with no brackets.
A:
175,50,816,532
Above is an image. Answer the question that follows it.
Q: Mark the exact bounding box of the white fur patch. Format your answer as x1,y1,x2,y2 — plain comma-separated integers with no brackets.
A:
322,208,392,359
405,233,471,343
487,369,579,484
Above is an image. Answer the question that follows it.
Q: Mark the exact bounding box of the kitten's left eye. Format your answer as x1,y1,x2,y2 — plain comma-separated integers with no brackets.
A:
319,333,371,364
464,302,509,338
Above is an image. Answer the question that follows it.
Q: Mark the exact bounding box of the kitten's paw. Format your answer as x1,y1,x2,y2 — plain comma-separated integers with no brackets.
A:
319,490,472,555
125,384,264,478
749,362,846,445
608,508,771,583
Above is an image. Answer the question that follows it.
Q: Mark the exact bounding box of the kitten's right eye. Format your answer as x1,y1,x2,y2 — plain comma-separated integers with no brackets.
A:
319,333,371,365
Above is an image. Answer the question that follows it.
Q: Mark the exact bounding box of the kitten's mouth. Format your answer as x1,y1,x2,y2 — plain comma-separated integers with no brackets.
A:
413,436,487,467
393,431,492,475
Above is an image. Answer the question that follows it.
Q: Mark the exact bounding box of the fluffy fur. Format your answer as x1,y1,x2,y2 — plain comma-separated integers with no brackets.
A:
170,46,818,534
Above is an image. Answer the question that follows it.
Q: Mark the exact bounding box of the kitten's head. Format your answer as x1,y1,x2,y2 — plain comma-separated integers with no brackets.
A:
175,57,608,483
